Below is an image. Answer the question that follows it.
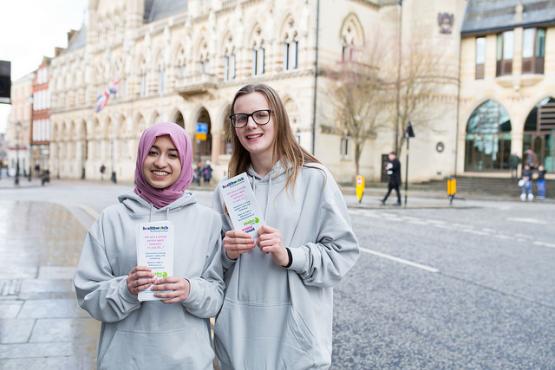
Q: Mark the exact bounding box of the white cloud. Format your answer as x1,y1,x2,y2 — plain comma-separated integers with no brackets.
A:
0,0,87,133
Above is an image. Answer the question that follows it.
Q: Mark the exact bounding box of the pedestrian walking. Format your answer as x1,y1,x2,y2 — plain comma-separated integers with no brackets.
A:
382,151,402,206
99,164,106,181
536,164,547,199
212,84,359,369
202,160,213,184
74,122,224,370
519,164,534,201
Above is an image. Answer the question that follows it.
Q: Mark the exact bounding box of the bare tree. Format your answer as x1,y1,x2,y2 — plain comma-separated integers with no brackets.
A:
327,46,389,176
392,44,455,154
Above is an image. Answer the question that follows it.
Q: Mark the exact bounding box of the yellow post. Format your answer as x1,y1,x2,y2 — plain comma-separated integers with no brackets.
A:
355,175,365,204
447,177,457,205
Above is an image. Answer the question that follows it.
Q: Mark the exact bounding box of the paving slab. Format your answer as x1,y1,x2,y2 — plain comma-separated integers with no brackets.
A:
0,319,34,344
18,299,88,319
30,318,99,343
0,341,73,359
0,357,90,370
0,301,22,319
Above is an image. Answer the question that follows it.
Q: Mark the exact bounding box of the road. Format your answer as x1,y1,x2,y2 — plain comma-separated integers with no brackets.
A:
0,181,553,369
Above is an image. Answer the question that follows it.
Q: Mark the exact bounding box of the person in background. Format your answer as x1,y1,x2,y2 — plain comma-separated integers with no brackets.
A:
382,151,402,206
525,148,539,170
520,164,534,202
536,164,547,199
202,160,213,185
74,122,224,370
194,161,203,186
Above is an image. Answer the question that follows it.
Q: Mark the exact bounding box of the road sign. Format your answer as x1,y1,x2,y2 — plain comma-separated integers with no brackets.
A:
196,122,208,133
195,122,208,141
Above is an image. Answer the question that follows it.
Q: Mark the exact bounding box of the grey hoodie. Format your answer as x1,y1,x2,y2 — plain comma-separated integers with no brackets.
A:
212,162,359,369
74,192,224,370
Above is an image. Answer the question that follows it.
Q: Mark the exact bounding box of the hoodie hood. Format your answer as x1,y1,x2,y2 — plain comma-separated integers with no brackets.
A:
118,191,196,219
246,160,288,184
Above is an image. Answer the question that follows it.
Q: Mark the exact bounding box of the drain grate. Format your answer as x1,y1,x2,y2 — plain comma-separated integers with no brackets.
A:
0,279,22,297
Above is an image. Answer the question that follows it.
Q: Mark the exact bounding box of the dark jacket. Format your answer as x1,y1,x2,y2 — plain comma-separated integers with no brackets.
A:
386,158,401,186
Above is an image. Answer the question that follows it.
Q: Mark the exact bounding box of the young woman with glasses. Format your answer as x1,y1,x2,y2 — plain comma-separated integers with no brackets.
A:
213,84,359,369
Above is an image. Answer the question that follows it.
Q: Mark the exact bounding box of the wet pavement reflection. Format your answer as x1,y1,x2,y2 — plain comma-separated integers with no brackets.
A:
0,201,99,370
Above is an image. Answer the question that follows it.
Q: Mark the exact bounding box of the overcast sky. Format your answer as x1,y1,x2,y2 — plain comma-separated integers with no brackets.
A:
0,0,87,133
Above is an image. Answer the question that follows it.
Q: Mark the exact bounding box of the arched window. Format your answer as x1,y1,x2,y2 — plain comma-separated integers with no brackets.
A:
282,18,299,70
340,16,364,63
223,35,236,81
523,97,555,172
465,100,512,171
252,26,265,76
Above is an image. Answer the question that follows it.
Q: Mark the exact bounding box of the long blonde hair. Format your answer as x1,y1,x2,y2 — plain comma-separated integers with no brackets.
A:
228,84,319,188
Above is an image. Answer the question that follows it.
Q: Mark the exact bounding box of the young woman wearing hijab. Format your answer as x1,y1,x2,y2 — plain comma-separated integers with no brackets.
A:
213,84,360,369
74,122,224,370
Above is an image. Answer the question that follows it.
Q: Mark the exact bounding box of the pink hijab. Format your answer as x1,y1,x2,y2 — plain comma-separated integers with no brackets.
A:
134,122,193,208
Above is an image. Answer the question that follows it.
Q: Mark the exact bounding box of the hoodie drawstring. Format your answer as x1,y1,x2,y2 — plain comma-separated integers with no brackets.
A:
149,204,153,223
251,171,272,222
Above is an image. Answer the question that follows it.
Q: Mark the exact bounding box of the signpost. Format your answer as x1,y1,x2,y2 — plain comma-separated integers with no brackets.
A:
195,122,208,141
404,121,415,207
195,122,208,162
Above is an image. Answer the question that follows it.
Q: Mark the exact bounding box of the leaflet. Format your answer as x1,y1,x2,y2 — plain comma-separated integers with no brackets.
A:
136,220,174,302
221,172,264,239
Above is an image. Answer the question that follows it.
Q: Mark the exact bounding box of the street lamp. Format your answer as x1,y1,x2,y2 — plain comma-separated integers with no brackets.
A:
14,121,21,186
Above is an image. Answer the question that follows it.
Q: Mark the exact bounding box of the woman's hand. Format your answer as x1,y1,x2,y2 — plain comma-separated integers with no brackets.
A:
151,277,191,304
258,225,290,267
127,266,155,295
223,230,256,260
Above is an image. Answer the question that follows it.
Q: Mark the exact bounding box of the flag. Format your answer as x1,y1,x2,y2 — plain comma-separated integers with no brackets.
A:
95,79,120,113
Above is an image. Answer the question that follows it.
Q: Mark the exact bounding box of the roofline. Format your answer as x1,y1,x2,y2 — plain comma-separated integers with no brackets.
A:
461,19,555,37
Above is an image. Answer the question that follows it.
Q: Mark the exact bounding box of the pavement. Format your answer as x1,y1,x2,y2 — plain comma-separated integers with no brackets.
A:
0,200,98,370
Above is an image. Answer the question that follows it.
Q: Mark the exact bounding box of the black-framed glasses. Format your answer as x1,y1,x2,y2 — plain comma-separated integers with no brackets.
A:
229,109,272,128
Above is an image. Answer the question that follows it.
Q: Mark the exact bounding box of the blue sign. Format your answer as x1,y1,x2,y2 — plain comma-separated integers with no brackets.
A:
196,122,208,133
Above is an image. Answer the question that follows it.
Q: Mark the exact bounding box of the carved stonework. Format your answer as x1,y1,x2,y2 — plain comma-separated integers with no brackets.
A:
437,12,454,34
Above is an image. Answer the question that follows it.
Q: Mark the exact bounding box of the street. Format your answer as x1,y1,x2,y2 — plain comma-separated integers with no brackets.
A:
0,181,554,369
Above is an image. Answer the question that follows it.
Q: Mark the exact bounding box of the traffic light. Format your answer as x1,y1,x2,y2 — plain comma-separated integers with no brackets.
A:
0,60,11,102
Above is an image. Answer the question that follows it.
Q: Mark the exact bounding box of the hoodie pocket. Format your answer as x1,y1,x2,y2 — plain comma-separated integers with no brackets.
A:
214,300,316,370
99,328,213,370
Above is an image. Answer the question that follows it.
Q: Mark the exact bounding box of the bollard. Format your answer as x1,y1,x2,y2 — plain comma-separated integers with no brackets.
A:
355,175,365,204
447,176,457,205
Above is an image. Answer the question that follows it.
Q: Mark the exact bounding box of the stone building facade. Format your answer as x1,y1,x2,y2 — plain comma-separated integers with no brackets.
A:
31,58,52,174
6,73,34,177
46,0,469,183
458,0,555,177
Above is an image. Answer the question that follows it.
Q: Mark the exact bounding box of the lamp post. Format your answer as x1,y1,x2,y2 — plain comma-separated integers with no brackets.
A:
403,121,415,207
14,121,21,186
394,0,403,153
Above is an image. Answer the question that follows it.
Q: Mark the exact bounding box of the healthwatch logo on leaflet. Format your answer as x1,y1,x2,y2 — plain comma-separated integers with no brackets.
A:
142,226,169,232
222,176,245,189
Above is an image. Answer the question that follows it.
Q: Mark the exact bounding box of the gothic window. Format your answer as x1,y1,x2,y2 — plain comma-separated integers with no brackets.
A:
340,16,364,63
199,41,210,75
223,35,236,81
176,45,187,78
282,18,299,70
252,26,265,76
